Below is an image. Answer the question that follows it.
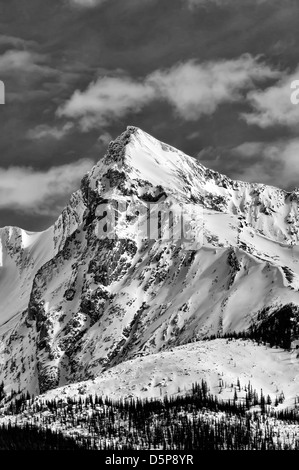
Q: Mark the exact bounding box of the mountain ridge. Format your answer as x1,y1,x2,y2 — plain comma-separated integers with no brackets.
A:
1,126,299,398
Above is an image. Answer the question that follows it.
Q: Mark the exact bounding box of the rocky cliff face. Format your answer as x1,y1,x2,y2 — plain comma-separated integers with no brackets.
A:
1,126,299,395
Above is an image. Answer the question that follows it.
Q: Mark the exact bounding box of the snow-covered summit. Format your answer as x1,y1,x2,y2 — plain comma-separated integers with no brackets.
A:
81,126,298,248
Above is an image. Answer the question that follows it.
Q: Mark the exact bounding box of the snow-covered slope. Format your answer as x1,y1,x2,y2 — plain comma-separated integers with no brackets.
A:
1,126,299,399
38,338,298,410
0,190,86,333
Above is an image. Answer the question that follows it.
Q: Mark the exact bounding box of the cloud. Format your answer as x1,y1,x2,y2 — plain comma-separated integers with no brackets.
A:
68,0,280,7
67,0,153,7
0,159,93,215
0,35,35,49
242,66,299,128
58,55,280,130
186,0,232,6
97,132,113,146
186,0,282,6
27,123,74,140
68,0,107,7
0,50,57,76
232,139,299,188
196,138,299,190
148,55,281,120
57,75,155,130
0,48,76,103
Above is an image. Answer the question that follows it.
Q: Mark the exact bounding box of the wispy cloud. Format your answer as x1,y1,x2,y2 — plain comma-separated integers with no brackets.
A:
97,131,112,146
27,123,74,140
67,0,153,7
0,159,93,215
58,54,280,130
148,55,280,120
0,50,57,76
0,35,36,49
186,0,233,6
0,48,77,103
197,137,299,190
232,139,299,188
57,75,155,130
186,0,284,6
242,66,299,128
68,0,108,7
68,0,279,7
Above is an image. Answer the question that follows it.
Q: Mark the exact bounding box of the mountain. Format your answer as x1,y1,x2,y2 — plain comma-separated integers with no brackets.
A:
1,126,299,401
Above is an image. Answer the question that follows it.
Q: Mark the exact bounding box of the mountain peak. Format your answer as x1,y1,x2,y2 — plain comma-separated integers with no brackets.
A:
82,126,208,207
2,126,299,400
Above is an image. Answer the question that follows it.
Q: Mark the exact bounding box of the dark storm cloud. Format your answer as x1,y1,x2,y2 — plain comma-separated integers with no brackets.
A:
0,0,299,230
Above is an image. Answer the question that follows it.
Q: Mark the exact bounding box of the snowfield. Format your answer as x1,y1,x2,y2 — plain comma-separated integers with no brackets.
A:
37,338,299,410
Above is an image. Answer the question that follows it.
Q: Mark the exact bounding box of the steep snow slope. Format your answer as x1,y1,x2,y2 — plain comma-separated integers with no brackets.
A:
0,226,54,332
1,126,299,397
0,190,86,334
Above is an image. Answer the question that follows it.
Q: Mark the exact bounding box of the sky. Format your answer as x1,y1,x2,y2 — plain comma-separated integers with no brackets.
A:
1,0,299,231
